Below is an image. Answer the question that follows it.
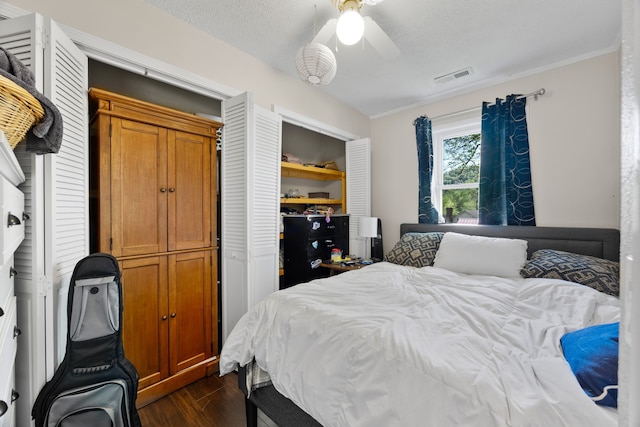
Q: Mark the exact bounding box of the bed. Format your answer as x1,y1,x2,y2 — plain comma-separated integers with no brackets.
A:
219,224,621,427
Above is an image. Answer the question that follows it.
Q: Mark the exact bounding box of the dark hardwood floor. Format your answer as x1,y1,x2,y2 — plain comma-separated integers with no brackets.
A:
137,372,247,427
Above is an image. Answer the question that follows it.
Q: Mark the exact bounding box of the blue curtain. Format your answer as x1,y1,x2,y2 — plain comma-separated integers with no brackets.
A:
414,115,439,223
478,95,536,225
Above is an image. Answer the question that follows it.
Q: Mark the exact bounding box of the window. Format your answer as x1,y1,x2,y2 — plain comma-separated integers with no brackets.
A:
433,117,481,224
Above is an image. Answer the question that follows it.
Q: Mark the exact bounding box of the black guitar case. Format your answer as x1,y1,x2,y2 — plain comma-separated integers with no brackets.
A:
32,253,141,427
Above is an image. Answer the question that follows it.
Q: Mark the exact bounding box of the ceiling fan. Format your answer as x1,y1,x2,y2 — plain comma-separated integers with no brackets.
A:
312,0,401,61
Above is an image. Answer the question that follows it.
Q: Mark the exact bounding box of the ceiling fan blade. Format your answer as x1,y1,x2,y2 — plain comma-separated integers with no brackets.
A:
363,16,400,60
311,18,337,45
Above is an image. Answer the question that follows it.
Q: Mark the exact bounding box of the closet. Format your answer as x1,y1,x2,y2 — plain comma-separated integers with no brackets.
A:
220,98,372,342
89,88,220,406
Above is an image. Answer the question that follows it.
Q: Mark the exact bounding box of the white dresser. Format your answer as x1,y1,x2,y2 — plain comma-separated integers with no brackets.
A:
0,132,24,427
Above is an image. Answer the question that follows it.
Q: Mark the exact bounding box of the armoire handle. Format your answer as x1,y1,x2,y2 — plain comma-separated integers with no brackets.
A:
160,188,167,193
170,312,176,318
169,188,175,193
0,400,6,416
0,307,3,317
9,267,17,277
13,326,21,339
11,390,18,403
22,212,30,221
162,315,167,320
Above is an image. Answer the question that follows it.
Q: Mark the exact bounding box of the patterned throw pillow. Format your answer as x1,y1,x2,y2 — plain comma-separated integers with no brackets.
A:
521,249,619,296
384,232,444,268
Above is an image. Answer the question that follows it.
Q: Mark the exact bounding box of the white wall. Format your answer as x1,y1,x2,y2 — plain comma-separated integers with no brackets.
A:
4,0,370,139
371,52,621,249
6,1,621,254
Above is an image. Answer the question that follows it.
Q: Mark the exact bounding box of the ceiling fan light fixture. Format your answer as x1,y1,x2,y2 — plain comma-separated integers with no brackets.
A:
336,2,364,45
295,43,337,86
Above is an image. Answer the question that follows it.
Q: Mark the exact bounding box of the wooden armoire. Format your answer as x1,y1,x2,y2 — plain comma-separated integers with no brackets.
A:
88,88,221,406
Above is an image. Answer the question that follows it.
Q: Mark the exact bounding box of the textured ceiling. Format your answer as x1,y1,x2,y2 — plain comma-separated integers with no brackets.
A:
143,0,621,117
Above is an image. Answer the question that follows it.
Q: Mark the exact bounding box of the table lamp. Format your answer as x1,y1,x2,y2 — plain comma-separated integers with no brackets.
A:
358,216,379,261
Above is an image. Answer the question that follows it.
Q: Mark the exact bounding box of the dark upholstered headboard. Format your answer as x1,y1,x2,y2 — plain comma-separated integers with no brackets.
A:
399,224,620,261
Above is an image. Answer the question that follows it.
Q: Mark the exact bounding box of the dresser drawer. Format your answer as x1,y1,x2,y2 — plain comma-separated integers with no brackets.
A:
0,176,25,266
0,295,17,370
0,354,15,427
0,296,17,427
0,258,14,327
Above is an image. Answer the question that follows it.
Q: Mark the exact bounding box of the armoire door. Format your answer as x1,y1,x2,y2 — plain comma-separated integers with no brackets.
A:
168,250,213,373
104,119,213,256
119,255,169,391
111,118,168,257
120,251,214,389
168,130,212,251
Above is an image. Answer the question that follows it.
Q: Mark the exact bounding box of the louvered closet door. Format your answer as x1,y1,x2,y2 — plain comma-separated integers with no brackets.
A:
167,130,212,251
346,138,371,257
111,117,168,256
0,12,89,425
220,94,248,343
249,105,282,308
44,14,90,303
221,92,281,342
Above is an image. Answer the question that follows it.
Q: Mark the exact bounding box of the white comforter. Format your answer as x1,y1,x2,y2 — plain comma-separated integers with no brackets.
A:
220,262,620,427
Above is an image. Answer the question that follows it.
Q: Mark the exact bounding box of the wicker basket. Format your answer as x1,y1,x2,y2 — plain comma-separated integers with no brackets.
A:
0,74,44,149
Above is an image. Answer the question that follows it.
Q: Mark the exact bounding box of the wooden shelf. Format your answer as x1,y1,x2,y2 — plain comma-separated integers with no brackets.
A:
281,161,344,181
281,161,346,212
280,197,343,205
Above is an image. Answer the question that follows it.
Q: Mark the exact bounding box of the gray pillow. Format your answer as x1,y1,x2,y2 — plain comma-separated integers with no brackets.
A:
384,232,444,268
520,249,619,296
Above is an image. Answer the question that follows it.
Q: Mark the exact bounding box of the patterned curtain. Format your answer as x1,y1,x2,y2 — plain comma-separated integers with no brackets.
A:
414,115,439,223
478,95,536,225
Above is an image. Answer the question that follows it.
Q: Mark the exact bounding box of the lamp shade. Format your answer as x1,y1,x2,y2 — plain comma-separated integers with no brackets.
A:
295,43,337,86
358,217,379,238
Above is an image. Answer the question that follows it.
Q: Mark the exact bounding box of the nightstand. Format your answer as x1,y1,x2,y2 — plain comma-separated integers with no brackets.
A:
320,261,370,276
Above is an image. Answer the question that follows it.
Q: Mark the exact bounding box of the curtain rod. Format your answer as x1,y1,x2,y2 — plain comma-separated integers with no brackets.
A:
485,88,546,107
419,88,546,123
518,87,546,101
429,106,481,122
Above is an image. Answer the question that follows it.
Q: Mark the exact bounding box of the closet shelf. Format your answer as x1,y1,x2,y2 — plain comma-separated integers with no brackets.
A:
281,161,344,181
280,161,346,212
281,197,343,205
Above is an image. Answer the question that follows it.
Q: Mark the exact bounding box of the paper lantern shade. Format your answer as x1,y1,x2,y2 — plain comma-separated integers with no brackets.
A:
295,43,337,86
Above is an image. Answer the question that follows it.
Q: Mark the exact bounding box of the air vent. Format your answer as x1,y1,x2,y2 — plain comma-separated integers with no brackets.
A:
434,67,473,84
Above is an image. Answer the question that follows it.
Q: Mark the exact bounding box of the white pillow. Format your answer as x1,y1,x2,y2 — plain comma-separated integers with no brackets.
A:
433,232,528,277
